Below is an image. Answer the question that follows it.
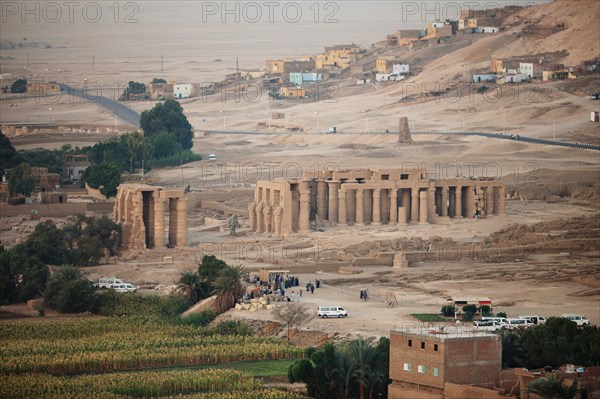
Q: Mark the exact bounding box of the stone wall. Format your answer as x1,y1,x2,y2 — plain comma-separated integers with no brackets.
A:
0,202,113,217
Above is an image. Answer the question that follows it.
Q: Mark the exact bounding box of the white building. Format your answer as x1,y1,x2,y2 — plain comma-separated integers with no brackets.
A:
376,74,405,82
478,27,498,33
392,64,410,75
174,84,193,99
519,62,534,78
431,21,447,28
503,74,528,83
356,78,371,85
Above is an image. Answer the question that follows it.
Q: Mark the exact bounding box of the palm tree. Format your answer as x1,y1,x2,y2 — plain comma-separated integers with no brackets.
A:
331,349,358,399
348,339,380,399
212,264,246,313
528,373,579,399
177,271,200,304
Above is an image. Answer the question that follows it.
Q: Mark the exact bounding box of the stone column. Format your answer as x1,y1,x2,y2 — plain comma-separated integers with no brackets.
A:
154,198,166,248
427,187,436,222
317,181,327,221
485,186,494,217
389,189,398,224
398,207,407,224
355,189,364,225
410,189,419,223
328,181,339,223
338,189,347,225
176,196,187,247
274,206,283,237
169,199,178,246
263,204,272,233
465,186,475,219
419,191,428,224
372,189,381,225
498,185,506,216
441,186,449,217
455,186,462,218
299,184,311,232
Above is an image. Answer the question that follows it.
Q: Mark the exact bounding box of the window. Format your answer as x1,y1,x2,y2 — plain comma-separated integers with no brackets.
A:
433,368,439,377
421,342,425,349
408,339,412,347
403,363,412,372
401,174,409,180
382,174,390,180
418,365,426,374
434,344,438,352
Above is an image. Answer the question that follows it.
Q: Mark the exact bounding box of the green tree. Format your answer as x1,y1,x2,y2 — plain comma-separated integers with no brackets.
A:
501,331,526,368
45,265,95,313
0,132,19,175
122,81,146,99
212,264,246,313
528,373,579,399
197,255,227,299
331,349,357,399
140,99,193,150
6,163,35,196
18,220,70,265
10,78,27,93
349,339,382,399
126,132,143,172
441,305,455,317
0,248,48,303
151,131,182,159
80,162,121,197
177,270,201,304
151,78,166,84
83,215,120,258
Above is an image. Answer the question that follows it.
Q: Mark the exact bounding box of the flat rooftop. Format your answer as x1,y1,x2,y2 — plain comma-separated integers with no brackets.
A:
391,327,498,340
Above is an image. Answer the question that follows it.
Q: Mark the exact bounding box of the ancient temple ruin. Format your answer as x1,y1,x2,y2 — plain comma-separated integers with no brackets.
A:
114,184,187,249
248,168,505,238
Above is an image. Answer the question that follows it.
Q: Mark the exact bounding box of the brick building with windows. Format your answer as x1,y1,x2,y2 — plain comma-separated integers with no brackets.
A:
389,328,502,399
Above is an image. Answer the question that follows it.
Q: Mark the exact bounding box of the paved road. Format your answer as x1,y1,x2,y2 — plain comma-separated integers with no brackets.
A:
204,130,600,151
61,85,141,128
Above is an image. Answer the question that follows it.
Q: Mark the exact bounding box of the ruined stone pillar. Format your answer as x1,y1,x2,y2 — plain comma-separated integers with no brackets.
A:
498,185,506,216
398,207,407,224
263,204,272,233
455,186,462,218
328,181,339,223
398,116,413,143
441,186,449,217
427,187,436,222
355,189,364,225
485,186,494,217
176,197,187,246
410,189,419,224
317,180,327,221
338,189,347,225
169,199,178,246
372,189,381,225
389,189,398,224
274,206,283,237
154,199,166,248
419,191,428,224
299,183,311,232
248,201,257,231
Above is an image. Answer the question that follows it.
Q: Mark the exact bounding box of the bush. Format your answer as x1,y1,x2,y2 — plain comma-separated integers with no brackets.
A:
480,305,492,317
37,306,46,317
175,310,216,327
441,305,455,317
463,312,474,321
94,291,189,320
497,311,507,318
45,266,96,313
210,320,253,336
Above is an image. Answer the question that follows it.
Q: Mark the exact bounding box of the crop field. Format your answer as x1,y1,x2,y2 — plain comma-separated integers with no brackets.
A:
0,317,306,398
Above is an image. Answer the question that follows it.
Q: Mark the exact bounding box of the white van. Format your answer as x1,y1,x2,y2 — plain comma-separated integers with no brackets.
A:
98,277,124,289
562,314,590,327
113,283,137,293
317,306,347,318
506,318,534,330
481,317,508,326
473,320,504,332
209,154,216,161
518,315,546,325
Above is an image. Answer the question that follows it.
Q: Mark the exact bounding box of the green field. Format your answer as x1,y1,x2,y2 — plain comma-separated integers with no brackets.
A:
0,317,306,398
410,313,447,322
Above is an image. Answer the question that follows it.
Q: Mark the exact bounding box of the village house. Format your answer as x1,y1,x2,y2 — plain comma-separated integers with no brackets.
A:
392,64,410,75
476,26,500,34
542,69,576,82
289,72,323,86
426,21,453,40
388,328,501,399
174,83,193,99
29,167,61,192
519,62,535,78
396,30,423,47
279,87,305,98
376,57,402,74
62,154,90,182
147,81,174,100
472,74,497,83
316,44,361,69
501,73,528,83
266,59,316,75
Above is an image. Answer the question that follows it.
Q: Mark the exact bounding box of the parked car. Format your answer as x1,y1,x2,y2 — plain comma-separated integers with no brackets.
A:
481,317,508,327
209,154,216,161
589,93,599,100
506,318,534,330
317,306,347,318
98,277,124,289
518,315,546,325
327,126,337,134
113,283,137,293
473,320,504,332
562,314,590,326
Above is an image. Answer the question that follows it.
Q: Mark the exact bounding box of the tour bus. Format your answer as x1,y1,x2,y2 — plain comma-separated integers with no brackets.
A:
317,306,348,318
